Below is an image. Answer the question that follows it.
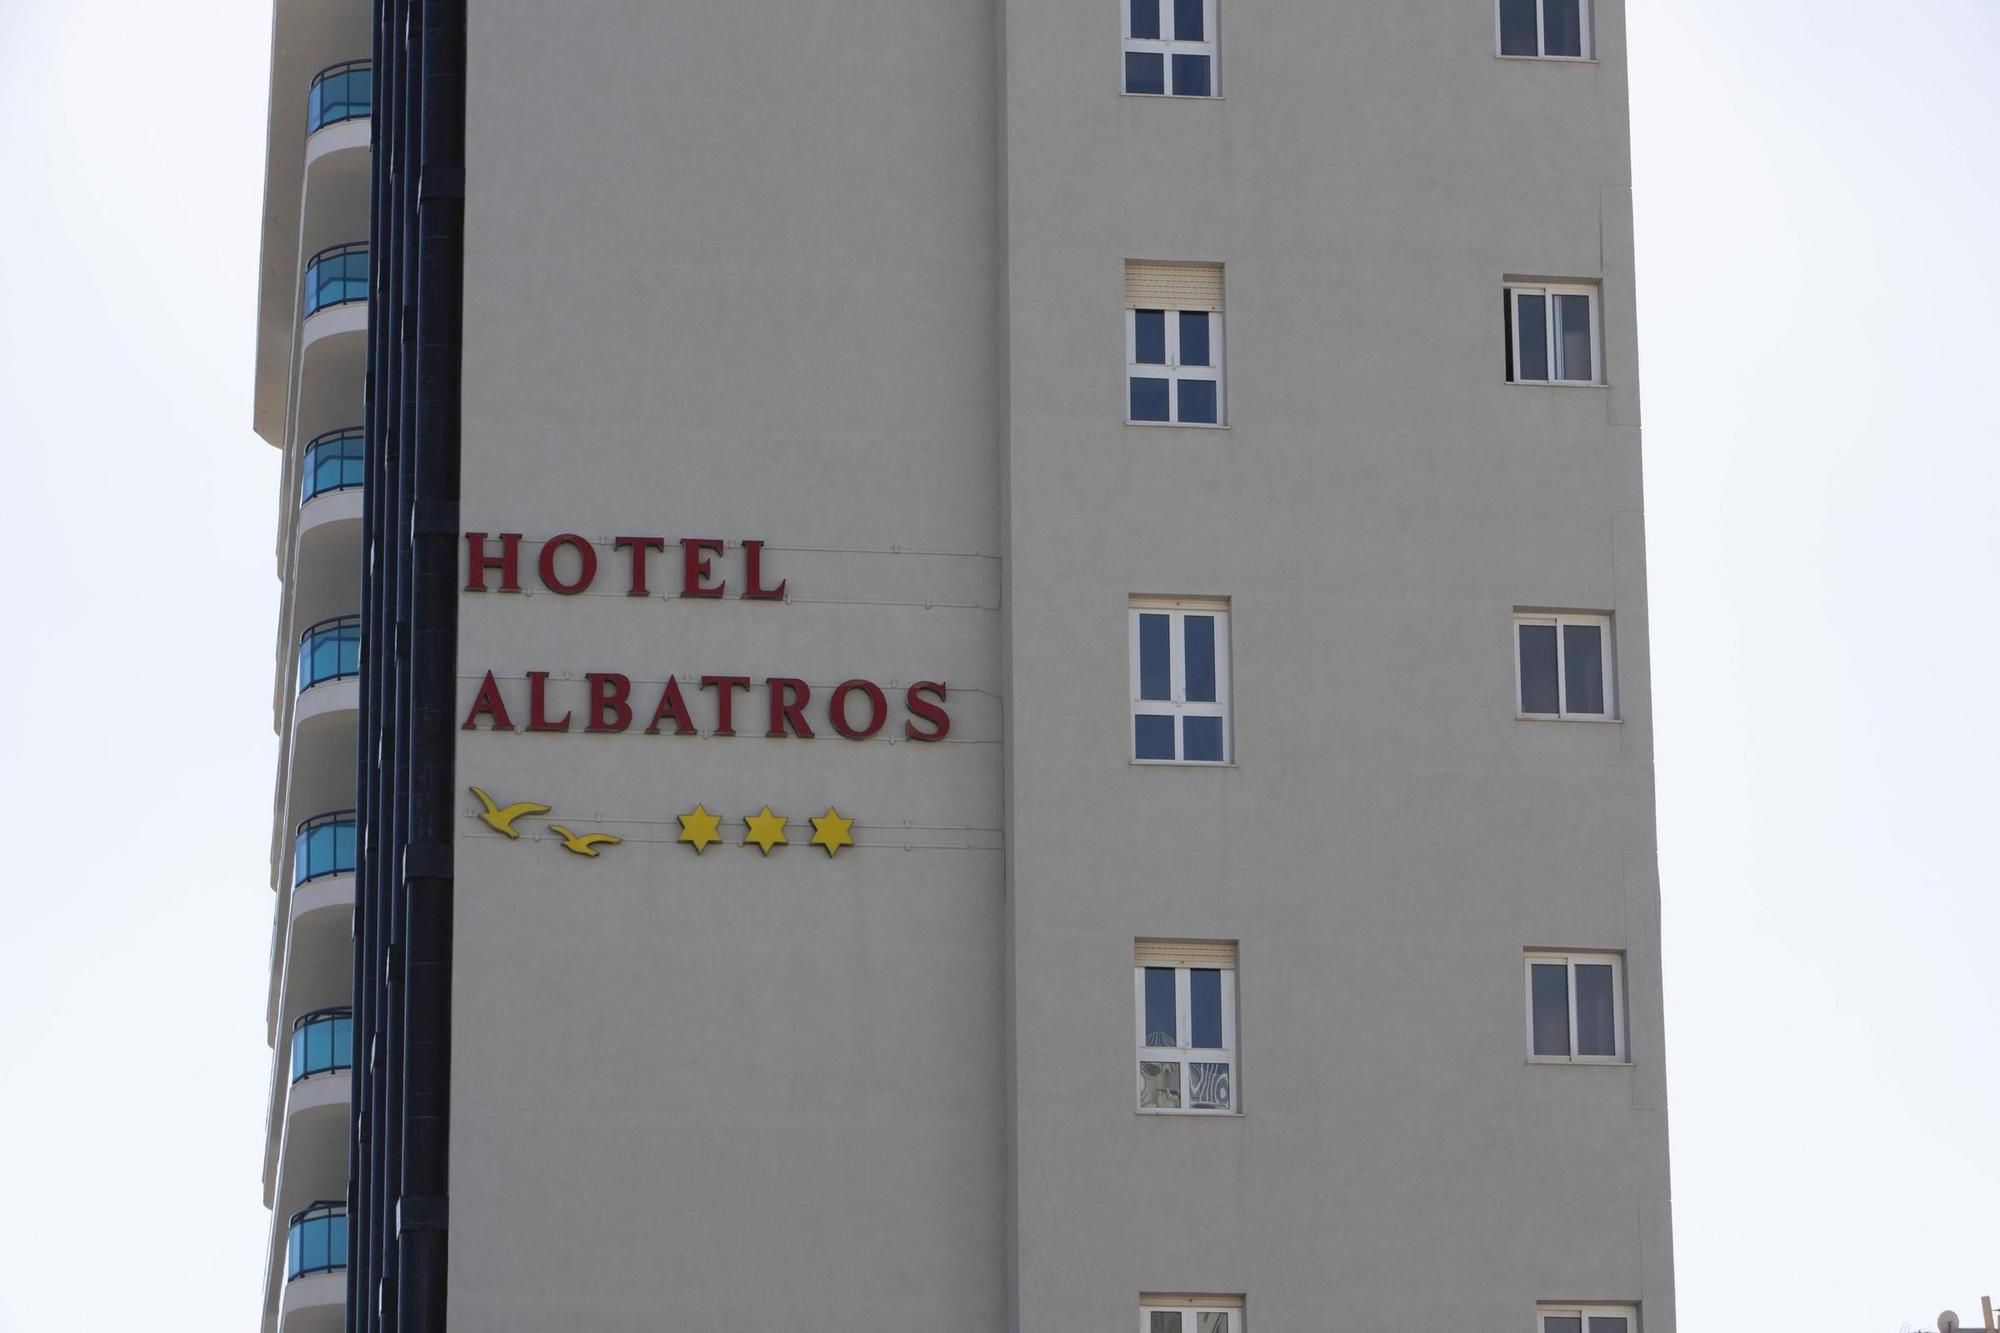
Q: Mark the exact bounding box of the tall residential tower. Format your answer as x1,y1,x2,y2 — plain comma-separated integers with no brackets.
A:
251,2,1673,1330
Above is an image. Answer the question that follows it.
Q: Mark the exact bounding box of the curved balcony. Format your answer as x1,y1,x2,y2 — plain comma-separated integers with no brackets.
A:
294,812,356,887
300,429,363,506
297,616,360,694
290,1007,353,1083
302,243,367,320
306,61,370,136
287,1201,348,1280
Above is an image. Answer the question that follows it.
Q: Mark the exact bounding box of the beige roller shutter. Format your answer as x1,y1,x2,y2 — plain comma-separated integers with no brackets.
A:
1125,261,1224,312
1134,938,1238,969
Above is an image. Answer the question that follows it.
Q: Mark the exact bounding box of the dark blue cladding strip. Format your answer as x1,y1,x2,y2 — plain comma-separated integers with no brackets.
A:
351,0,463,1330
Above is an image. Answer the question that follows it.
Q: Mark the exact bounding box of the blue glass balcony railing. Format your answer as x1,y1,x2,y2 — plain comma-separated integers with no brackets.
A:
291,1007,353,1083
302,243,368,319
298,616,361,693
300,429,364,505
294,812,356,886
287,1202,348,1281
306,60,371,135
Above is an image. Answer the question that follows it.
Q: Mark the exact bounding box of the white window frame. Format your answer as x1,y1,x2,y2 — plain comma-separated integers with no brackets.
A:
1123,0,1220,97
1496,0,1594,60
1135,963,1238,1114
1538,1304,1640,1333
1506,283,1600,385
1130,598,1231,764
1141,1298,1244,1332
1127,307,1225,425
1525,952,1627,1064
1513,612,1615,720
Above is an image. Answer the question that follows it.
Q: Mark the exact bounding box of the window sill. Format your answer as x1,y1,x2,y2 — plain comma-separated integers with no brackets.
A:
1124,420,1231,430
1494,54,1599,64
1515,714,1621,724
1137,1108,1244,1117
1130,759,1237,768
1506,379,1608,389
1119,91,1226,100
1528,1058,1633,1067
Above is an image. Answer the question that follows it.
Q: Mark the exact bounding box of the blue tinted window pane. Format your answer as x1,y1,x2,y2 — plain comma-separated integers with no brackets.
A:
1178,379,1217,424
1138,613,1170,700
1183,616,1215,702
334,1016,352,1066
1183,715,1223,762
1135,713,1176,760
1575,963,1616,1056
329,1216,348,1267
1171,53,1211,97
1143,967,1177,1045
307,1022,330,1071
1563,623,1605,714
289,1226,302,1276
307,84,324,128
1174,0,1203,40
291,1028,306,1079
1134,309,1166,364
1130,0,1159,39
301,1221,327,1272
1499,0,1539,54
1555,292,1593,380
1518,624,1559,714
1544,0,1584,55
1190,968,1222,1047
1531,962,1570,1056
1125,51,1165,94
334,822,356,870
1513,293,1548,380
1178,311,1210,366
1130,376,1170,421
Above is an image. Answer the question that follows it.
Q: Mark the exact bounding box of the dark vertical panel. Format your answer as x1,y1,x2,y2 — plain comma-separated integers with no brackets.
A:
351,0,463,1329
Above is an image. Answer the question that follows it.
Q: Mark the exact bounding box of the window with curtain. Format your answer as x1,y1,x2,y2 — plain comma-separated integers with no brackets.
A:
1137,940,1238,1113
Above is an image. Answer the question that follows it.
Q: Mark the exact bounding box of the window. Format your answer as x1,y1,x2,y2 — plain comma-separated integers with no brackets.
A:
1141,1297,1243,1332
1137,940,1238,1113
301,428,366,504
1131,597,1230,763
1499,0,1591,58
1127,262,1224,425
1515,612,1614,720
1506,283,1599,384
1539,1306,1638,1333
1526,952,1626,1062
1124,0,1217,96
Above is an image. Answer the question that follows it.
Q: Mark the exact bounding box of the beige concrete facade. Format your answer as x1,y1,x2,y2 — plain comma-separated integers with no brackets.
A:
254,0,1672,1329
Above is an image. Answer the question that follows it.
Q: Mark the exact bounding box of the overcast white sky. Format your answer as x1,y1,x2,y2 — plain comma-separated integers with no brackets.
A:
1,2,1994,1329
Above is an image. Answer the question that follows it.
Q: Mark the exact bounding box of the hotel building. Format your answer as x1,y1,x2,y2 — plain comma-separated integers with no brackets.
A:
250,1,1675,1330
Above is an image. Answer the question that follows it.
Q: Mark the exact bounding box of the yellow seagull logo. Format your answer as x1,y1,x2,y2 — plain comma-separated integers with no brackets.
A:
470,786,551,839
548,824,622,858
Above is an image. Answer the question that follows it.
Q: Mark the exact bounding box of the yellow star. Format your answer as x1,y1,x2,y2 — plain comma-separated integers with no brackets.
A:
743,806,789,855
677,803,723,854
809,807,855,858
